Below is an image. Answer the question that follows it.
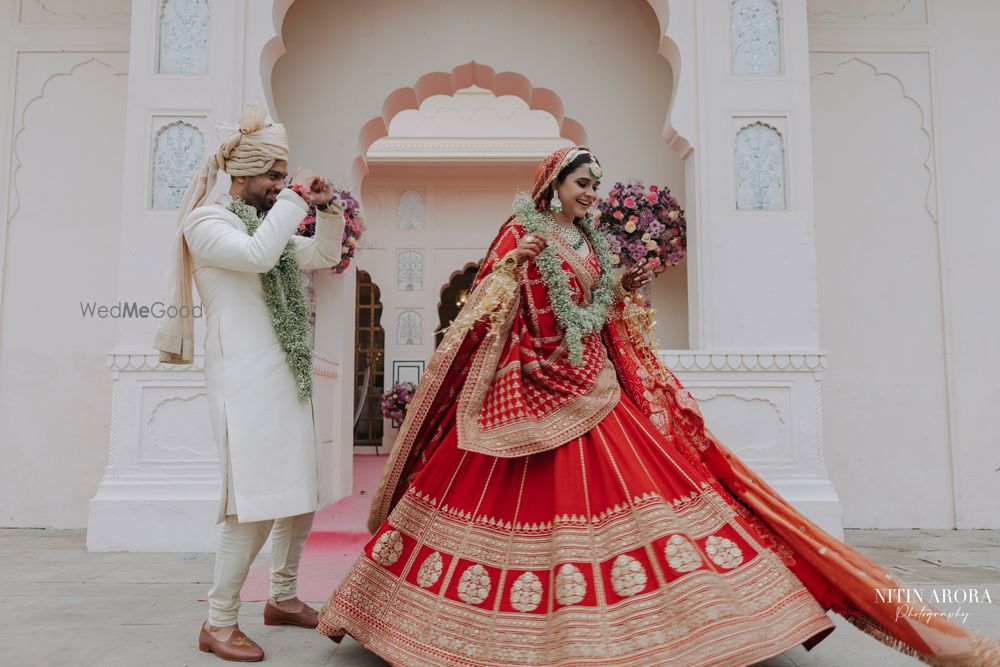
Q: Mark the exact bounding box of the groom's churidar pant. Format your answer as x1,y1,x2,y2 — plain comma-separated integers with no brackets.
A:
207,512,315,627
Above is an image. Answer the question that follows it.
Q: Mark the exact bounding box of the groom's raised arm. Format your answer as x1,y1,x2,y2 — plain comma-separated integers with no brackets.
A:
183,194,305,273
292,201,347,269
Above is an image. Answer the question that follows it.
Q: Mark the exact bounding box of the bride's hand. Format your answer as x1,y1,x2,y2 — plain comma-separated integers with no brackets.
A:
514,233,548,264
622,258,655,291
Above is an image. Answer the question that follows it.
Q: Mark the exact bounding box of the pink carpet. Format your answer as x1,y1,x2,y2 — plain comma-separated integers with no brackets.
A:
238,454,387,603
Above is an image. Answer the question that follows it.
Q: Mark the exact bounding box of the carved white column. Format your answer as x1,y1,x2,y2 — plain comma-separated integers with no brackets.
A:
89,0,351,551
88,0,233,551
665,0,842,535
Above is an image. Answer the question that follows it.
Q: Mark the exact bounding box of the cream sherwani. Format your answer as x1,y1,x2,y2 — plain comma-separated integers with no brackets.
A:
184,189,346,523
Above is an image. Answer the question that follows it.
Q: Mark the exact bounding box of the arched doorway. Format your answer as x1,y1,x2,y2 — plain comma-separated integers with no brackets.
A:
353,270,385,449
436,262,481,347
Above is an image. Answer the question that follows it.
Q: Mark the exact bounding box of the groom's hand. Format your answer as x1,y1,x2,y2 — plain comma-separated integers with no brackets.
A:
310,177,334,208
291,168,333,208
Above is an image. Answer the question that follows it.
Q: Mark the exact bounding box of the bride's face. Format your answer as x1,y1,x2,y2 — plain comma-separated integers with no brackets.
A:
554,163,600,220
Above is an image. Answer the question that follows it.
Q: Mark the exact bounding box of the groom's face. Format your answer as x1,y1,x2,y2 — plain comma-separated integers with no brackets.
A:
236,159,288,213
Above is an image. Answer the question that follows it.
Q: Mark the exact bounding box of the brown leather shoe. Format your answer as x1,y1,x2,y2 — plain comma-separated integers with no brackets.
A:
198,623,264,662
263,597,319,629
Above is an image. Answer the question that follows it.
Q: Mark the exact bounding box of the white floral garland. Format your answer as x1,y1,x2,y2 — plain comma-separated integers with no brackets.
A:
513,192,614,365
230,197,312,400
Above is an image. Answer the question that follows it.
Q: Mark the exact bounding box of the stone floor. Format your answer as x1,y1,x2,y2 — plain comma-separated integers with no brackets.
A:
0,529,997,666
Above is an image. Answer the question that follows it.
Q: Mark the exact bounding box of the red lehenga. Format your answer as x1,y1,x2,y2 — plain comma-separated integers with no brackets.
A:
318,149,998,667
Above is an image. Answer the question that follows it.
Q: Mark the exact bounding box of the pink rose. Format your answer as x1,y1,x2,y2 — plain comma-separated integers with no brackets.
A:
628,215,638,223
623,196,636,208
647,257,662,269
613,210,625,220
646,193,659,204
649,185,659,192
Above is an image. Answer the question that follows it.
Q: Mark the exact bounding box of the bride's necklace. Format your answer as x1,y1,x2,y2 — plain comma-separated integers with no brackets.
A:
514,193,615,366
544,212,585,251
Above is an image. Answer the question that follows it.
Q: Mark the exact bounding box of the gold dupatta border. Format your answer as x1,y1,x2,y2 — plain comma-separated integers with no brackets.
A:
608,298,1000,665
455,342,620,458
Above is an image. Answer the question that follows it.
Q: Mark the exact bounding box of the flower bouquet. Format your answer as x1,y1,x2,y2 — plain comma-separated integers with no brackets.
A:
295,186,366,275
596,182,686,273
381,381,416,427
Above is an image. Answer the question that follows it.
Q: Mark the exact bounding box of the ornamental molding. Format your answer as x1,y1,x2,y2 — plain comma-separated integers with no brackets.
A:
810,52,938,222
8,53,128,225
106,351,339,377
107,352,205,371
108,350,820,374
689,391,787,457
367,138,573,163
807,0,928,26
145,391,215,458
657,351,827,372
18,0,131,25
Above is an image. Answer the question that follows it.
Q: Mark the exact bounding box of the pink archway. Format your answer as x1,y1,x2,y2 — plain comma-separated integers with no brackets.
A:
349,62,585,186
260,0,692,166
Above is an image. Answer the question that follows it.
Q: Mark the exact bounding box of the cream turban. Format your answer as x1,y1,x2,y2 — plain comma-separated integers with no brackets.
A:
154,103,290,364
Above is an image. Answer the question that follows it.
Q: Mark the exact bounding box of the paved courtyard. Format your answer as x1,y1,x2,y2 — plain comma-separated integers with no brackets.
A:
0,528,997,666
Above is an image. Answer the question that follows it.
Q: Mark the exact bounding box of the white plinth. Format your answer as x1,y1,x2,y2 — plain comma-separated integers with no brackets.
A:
665,350,844,539
86,351,343,552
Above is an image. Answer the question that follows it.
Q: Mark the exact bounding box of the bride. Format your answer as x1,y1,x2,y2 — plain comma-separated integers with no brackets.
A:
317,146,998,666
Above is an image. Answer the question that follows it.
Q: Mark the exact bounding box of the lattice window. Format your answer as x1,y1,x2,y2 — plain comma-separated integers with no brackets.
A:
397,251,423,291
157,0,209,75
151,121,203,209
397,311,422,346
735,122,787,210
397,191,425,230
731,0,782,76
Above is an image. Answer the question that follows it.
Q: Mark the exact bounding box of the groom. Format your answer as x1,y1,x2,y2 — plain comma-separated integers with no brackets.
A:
154,104,346,662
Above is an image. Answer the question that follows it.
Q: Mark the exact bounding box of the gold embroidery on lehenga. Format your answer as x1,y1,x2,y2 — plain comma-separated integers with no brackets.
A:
371,529,404,567
326,485,835,666
457,563,492,605
416,551,444,588
609,554,648,597
664,534,704,574
705,535,744,569
554,563,587,605
509,571,544,612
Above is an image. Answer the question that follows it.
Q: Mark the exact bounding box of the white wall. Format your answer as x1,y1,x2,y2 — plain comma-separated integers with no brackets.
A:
0,3,129,528
809,0,1000,528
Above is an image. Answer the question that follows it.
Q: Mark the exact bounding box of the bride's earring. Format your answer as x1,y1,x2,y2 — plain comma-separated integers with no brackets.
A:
549,192,563,213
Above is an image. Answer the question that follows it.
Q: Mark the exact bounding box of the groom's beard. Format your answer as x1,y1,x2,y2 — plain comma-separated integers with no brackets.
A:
238,179,279,214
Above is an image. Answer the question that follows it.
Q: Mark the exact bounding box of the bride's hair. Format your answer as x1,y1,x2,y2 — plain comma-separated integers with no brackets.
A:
556,151,600,183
